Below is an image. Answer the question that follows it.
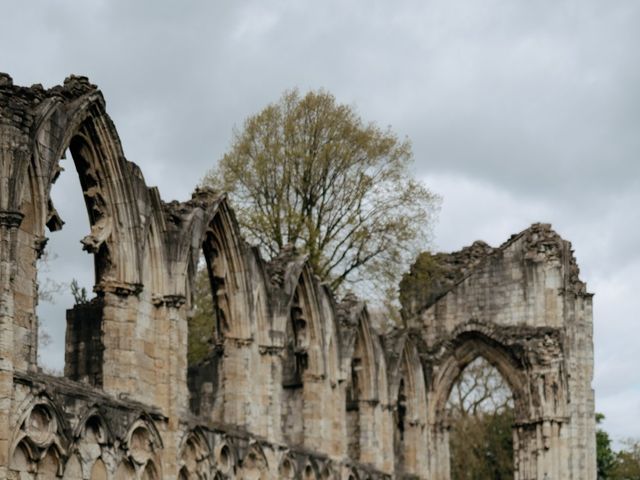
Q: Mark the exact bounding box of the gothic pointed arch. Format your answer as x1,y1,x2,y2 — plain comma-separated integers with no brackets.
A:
11,394,70,464
122,415,163,473
25,81,146,290
240,443,269,479
62,454,83,479
73,407,115,446
387,335,428,476
343,302,390,468
277,454,297,479
428,324,530,425
175,191,255,342
282,263,325,384
178,428,212,479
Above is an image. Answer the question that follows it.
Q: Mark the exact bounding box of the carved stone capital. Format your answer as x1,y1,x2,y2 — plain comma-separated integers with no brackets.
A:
0,210,24,228
152,294,186,308
258,345,284,356
97,281,143,297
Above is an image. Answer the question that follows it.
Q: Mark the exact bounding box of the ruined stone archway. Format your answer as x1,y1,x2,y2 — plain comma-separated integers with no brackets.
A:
407,224,596,479
426,329,530,479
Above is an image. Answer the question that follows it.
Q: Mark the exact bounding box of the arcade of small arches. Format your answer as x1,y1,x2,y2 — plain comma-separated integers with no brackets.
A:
0,73,596,479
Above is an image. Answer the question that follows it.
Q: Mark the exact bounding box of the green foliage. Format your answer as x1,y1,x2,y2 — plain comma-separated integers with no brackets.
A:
450,409,515,480
594,414,640,480
448,357,515,480
398,251,445,318
597,413,617,479
203,89,437,304
610,440,640,479
187,261,216,365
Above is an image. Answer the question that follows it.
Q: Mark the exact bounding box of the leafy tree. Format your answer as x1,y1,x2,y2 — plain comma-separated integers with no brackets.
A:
448,357,515,480
597,413,617,479
610,439,640,480
203,89,437,301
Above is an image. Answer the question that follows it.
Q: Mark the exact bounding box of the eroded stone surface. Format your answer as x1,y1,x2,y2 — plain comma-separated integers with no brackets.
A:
0,74,595,479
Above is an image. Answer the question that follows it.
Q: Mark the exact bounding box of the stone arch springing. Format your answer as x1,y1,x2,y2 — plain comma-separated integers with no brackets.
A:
10,440,36,477
185,196,266,425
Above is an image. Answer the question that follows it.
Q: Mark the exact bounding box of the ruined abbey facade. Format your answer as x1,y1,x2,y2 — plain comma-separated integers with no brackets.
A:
0,73,596,479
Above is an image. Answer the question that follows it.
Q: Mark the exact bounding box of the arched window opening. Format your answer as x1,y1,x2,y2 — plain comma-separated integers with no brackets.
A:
187,228,231,415
36,147,96,378
202,230,232,339
346,354,362,459
447,356,515,480
396,379,407,441
187,251,216,365
283,289,310,387
281,274,316,445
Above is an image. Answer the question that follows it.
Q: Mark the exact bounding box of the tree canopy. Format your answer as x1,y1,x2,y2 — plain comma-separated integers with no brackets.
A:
203,89,437,302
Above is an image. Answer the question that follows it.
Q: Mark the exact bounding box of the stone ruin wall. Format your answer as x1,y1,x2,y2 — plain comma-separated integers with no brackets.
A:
0,73,596,479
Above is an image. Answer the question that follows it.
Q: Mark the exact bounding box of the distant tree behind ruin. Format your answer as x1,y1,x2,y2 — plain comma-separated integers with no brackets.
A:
202,89,438,305
447,357,515,480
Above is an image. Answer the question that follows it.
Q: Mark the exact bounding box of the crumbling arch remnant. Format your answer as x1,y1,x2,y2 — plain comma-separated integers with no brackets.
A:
0,74,595,479
410,223,595,479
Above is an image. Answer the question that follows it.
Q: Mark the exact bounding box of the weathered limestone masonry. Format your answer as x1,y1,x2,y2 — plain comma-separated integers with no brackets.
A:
0,73,596,479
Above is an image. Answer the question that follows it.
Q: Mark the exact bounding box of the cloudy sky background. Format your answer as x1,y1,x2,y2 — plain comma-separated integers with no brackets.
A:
1,0,638,447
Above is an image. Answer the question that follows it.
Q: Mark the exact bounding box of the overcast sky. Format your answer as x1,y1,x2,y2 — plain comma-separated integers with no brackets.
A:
2,0,638,447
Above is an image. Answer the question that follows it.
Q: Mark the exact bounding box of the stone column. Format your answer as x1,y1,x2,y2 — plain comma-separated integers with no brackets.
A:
0,210,23,476
427,422,451,480
162,295,188,479
256,346,284,443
